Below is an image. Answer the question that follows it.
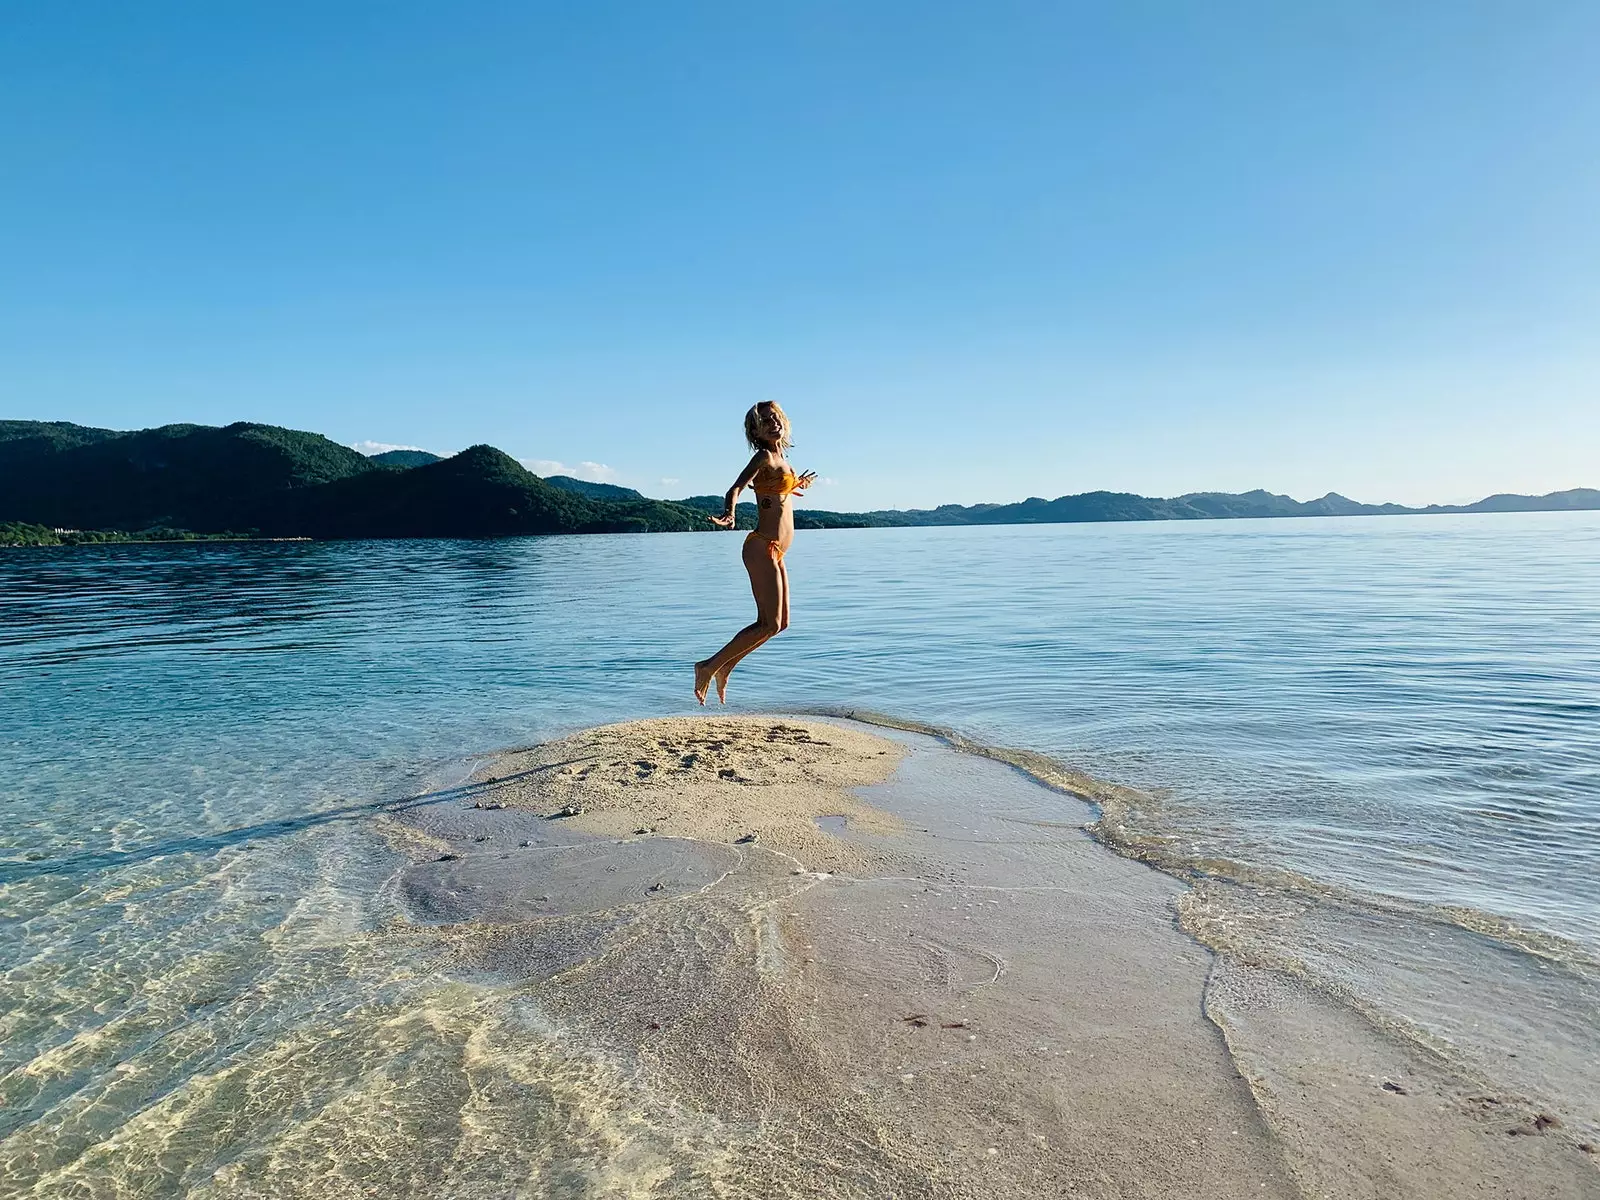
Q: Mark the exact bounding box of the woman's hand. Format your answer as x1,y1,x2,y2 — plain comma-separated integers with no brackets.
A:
708,512,736,529
794,470,818,491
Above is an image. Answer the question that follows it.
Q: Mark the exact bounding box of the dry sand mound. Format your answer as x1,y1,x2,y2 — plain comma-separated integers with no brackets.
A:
480,716,911,874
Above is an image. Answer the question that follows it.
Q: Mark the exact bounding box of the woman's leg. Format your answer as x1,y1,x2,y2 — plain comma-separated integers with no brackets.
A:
714,551,788,702
695,540,783,704
777,557,790,632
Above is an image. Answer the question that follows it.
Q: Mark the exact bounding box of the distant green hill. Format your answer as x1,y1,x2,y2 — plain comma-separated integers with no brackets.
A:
362,457,653,505
0,420,378,532
0,421,717,539
0,520,243,547
262,445,712,537
545,476,647,502
1432,488,1600,513
0,419,124,458
362,455,653,505
367,448,443,468
800,487,1595,526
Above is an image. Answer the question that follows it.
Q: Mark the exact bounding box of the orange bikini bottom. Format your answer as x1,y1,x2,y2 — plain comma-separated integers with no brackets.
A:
744,531,786,563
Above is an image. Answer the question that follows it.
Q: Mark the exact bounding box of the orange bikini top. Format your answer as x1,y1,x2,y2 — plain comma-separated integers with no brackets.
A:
752,469,808,498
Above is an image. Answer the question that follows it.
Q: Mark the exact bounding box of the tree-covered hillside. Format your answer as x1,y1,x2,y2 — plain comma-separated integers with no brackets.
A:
0,421,716,539
544,476,647,502
0,421,378,531
0,521,240,547
367,449,443,468
0,419,124,459
263,445,712,537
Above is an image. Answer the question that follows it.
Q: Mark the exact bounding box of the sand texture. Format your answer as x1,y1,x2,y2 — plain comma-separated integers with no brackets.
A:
378,716,1597,1199
479,717,912,875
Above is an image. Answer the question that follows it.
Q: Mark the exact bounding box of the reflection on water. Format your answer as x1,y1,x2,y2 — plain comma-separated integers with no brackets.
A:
2,512,1599,1188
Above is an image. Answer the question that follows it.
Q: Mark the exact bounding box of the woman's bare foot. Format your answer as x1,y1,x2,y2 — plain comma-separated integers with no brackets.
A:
693,660,714,705
714,664,732,704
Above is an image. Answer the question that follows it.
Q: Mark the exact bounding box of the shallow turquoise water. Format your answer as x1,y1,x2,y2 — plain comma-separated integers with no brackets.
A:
2,512,1599,1188
5,512,1597,945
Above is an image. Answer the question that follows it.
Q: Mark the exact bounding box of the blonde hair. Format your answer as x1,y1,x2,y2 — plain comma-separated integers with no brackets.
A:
744,400,792,452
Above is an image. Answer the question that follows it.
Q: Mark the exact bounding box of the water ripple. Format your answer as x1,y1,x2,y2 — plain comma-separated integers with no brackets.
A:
2,512,1598,956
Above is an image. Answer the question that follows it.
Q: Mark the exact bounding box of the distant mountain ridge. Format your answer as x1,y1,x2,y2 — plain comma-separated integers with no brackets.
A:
542,476,647,502
675,485,1600,528
772,486,1599,527
0,421,711,538
1,420,379,532
2,418,1595,542
368,448,442,468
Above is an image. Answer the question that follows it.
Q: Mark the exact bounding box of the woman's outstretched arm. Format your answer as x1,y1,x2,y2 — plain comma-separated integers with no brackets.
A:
709,451,769,528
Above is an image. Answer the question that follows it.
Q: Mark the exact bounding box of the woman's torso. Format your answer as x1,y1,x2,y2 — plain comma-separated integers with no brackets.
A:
750,458,800,545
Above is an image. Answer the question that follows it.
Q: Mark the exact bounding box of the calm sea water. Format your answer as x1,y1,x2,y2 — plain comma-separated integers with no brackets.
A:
3,513,1598,1188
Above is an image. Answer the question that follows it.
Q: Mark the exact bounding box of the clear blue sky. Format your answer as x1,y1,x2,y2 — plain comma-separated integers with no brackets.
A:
3,2,1596,508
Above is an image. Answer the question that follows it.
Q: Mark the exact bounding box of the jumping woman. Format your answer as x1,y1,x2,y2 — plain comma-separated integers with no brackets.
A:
694,401,817,704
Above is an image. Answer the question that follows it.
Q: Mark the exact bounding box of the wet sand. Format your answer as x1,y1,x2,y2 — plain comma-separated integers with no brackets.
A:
388,716,1597,1198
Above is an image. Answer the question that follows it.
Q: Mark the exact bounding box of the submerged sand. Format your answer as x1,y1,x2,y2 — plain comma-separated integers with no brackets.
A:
384,716,1597,1199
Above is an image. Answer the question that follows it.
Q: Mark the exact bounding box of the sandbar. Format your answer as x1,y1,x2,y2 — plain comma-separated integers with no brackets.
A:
386,716,1597,1198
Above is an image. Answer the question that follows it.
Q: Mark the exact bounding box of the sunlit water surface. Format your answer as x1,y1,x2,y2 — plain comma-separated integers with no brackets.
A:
3,512,1598,1190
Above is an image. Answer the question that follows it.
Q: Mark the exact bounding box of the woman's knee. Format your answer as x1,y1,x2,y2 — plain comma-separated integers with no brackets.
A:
756,615,782,637
777,615,790,633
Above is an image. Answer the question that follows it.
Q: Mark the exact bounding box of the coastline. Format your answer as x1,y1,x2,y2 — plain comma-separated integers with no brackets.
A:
383,715,1597,1197
0,532,314,548
7,505,1600,550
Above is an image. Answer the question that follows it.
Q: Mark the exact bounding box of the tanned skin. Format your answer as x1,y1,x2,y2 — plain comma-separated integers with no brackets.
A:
694,404,816,704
